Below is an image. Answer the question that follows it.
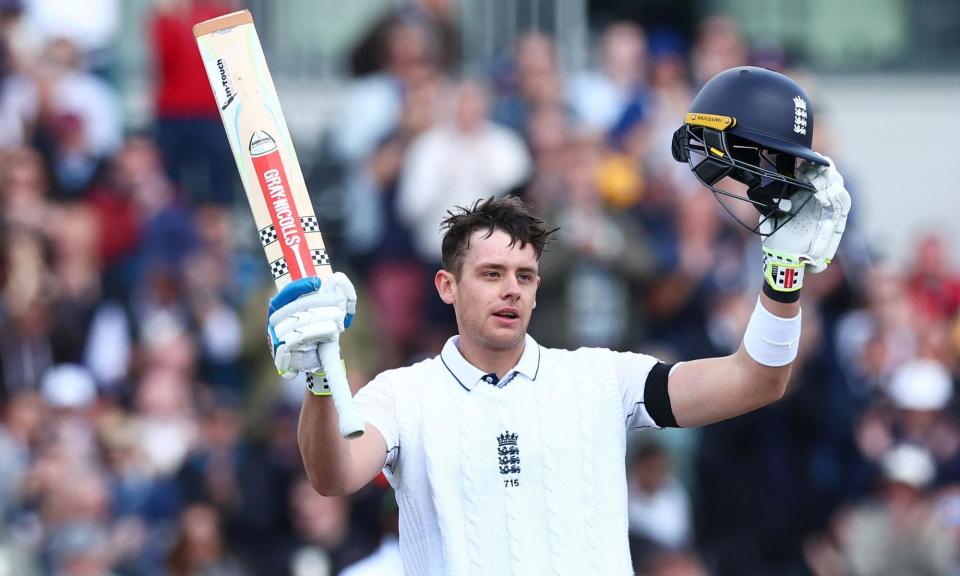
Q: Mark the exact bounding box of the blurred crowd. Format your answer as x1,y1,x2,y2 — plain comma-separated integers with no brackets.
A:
1,0,960,575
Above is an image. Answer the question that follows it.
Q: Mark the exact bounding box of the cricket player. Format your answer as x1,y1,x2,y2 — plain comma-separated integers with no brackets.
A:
267,66,851,574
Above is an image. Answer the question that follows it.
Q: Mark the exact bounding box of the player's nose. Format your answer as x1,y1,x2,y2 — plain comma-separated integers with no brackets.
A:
500,275,521,299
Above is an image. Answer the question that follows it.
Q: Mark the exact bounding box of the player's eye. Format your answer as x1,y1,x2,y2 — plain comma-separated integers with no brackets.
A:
518,273,534,282
483,271,500,278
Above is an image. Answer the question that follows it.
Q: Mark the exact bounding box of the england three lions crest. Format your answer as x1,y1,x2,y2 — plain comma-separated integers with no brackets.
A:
497,430,520,475
792,96,808,136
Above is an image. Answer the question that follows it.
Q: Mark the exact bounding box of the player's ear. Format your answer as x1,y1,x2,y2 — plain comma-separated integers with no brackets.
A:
435,269,456,305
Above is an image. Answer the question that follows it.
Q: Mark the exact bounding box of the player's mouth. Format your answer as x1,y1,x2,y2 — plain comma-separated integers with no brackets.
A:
492,308,521,325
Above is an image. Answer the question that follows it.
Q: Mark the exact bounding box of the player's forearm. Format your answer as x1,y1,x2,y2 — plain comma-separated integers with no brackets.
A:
298,392,361,496
758,292,800,321
737,293,800,397
669,351,790,427
733,342,792,405
668,296,798,427
726,294,800,409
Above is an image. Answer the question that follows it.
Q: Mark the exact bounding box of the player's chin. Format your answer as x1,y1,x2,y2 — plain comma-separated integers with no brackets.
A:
485,317,528,346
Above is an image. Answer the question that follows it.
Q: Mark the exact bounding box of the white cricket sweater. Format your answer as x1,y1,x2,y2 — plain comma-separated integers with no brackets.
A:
354,335,661,575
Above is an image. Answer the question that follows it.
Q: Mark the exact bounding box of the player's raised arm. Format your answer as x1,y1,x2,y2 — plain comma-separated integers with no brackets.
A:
267,274,388,495
662,67,851,428
297,389,388,496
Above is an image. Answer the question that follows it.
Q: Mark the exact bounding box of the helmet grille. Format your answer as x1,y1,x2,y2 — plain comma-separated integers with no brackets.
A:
672,125,817,236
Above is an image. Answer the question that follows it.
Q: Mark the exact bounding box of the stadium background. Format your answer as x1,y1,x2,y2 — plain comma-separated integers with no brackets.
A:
1,0,959,574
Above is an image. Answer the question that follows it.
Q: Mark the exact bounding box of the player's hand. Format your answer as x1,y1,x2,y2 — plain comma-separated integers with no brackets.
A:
760,157,851,294
267,273,357,379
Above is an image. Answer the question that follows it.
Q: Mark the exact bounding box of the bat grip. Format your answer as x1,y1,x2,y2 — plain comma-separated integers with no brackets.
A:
317,340,365,439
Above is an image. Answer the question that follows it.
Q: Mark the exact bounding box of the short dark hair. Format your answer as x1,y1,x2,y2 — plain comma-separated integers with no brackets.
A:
440,196,556,277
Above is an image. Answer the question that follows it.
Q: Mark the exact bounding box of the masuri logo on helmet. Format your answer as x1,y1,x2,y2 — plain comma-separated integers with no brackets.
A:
685,113,736,131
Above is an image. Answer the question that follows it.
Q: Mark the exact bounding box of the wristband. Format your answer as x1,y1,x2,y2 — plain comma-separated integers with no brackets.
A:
743,297,801,367
762,246,804,300
763,281,799,304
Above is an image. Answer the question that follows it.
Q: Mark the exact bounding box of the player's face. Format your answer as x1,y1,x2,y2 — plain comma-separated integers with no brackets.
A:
439,229,540,351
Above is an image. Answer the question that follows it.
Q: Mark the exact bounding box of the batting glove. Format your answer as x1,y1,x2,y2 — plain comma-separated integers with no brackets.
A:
267,273,357,386
760,156,852,301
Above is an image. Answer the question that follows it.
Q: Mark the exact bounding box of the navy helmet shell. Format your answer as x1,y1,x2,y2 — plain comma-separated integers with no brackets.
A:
688,66,827,165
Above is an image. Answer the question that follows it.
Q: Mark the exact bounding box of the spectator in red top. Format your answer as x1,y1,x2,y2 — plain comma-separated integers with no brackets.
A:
906,233,960,323
150,0,239,206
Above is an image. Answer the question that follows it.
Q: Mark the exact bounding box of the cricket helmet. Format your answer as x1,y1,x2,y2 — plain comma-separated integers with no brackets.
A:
672,66,828,235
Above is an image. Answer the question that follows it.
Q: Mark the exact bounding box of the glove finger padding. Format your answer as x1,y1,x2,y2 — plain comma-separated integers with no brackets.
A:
274,341,324,375
272,344,299,379
293,342,324,373
762,156,851,287
273,307,340,338
805,197,833,271
329,272,358,326
268,290,346,326
807,157,850,273
291,315,342,346
824,183,852,264
268,273,358,326
266,273,359,378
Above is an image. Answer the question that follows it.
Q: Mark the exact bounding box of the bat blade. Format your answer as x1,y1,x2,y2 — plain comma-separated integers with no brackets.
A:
194,10,325,285
194,10,363,439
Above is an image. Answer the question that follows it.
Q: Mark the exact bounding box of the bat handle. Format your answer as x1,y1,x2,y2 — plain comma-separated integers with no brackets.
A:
317,340,365,439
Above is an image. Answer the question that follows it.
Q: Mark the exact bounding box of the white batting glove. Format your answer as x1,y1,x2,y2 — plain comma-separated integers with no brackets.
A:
266,273,357,385
760,157,852,297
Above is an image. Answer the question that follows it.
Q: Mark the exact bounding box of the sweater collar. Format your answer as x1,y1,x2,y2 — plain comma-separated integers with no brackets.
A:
440,334,540,391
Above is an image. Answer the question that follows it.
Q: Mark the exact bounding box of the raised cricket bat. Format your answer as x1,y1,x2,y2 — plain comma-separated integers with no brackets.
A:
194,10,364,439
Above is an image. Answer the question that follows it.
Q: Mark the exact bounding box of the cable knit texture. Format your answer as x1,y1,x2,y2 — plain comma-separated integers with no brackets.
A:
573,363,601,570
382,346,636,575
535,370,566,576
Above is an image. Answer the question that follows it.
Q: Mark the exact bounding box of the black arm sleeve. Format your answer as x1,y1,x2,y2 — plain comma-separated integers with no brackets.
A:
645,362,679,428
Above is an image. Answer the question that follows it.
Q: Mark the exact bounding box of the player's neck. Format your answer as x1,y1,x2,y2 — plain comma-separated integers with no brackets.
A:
456,335,525,379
